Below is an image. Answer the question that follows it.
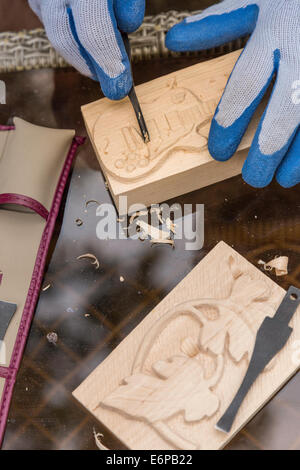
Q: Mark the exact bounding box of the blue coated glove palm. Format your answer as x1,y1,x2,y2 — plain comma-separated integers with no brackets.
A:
166,0,300,188
29,0,145,100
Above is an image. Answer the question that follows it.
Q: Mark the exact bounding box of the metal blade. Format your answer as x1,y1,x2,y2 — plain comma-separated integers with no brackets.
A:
122,33,150,143
0,300,17,341
216,286,300,433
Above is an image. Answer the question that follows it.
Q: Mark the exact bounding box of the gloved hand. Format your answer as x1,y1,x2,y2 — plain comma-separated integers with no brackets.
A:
29,0,145,100
166,1,300,188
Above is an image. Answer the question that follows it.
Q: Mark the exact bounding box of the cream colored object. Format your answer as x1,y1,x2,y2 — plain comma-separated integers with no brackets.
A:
0,118,75,367
258,256,289,277
73,242,300,450
0,118,75,211
82,51,262,215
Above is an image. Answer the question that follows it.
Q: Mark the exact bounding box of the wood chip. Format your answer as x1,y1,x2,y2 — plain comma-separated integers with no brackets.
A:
136,220,170,240
129,210,148,225
150,207,164,224
151,239,175,247
77,253,100,270
258,256,288,276
75,218,83,227
46,332,58,345
165,217,176,234
42,283,51,292
93,429,109,450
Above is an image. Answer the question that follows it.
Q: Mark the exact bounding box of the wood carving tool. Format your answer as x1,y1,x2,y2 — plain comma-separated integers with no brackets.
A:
0,300,17,341
216,286,300,434
122,33,150,143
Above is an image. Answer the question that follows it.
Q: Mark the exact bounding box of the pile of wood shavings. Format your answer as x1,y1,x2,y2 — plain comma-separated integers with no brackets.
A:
130,208,176,247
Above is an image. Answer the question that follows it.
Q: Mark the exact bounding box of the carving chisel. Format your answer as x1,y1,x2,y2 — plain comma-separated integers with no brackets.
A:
0,300,17,341
216,286,300,434
122,33,150,143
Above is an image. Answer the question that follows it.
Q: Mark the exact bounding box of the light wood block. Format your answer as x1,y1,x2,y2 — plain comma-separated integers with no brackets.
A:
82,50,262,215
73,242,300,450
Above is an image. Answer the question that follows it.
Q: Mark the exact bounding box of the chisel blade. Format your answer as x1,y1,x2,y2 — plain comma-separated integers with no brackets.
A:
122,33,150,143
216,286,300,434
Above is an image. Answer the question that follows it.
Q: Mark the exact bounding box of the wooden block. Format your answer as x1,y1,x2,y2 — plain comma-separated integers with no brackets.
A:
73,242,300,450
82,50,262,215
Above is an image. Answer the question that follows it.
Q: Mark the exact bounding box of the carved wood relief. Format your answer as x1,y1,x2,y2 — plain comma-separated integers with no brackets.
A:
74,242,299,450
95,256,272,450
82,51,260,213
93,78,220,182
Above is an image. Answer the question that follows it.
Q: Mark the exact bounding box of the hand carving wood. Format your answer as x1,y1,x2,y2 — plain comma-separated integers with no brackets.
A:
94,78,218,182
74,242,300,450
82,51,263,214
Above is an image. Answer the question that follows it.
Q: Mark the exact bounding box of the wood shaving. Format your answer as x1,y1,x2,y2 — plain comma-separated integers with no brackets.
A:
150,207,164,224
75,218,83,227
136,220,170,241
165,217,176,234
46,332,58,345
77,253,100,270
42,283,51,292
151,239,175,247
258,256,288,276
93,429,109,450
129,210,148,225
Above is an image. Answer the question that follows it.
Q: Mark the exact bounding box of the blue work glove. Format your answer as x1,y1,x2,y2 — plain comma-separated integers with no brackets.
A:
29,0,145,100
166,1,300,188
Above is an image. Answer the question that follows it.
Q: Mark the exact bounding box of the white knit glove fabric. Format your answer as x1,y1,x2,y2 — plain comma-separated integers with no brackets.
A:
166,0,300,188
29,0,145,100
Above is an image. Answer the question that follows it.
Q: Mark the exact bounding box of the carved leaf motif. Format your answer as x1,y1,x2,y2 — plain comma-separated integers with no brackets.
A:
231,274,270,307
184,389,219,422
227,317,254,362
199,304,254,361
101,356,219,424
229,255,270,307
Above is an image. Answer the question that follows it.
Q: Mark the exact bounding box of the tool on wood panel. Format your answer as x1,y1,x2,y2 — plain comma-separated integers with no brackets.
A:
122,33,150,144
216,286,300,434
0,300,17,341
